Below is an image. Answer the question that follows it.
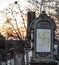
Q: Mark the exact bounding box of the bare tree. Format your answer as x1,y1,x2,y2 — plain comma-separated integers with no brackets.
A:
0,0,59,40
2,1,27,40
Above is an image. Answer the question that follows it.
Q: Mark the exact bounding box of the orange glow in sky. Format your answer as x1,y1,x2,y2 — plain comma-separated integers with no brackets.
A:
0,0,28,38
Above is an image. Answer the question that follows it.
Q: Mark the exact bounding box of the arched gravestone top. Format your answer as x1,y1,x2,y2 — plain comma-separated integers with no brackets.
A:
30,11,56,30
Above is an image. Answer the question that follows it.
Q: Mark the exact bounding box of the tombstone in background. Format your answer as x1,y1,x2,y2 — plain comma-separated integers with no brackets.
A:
27,12,35,48
30,11,57,65
25,12,35,65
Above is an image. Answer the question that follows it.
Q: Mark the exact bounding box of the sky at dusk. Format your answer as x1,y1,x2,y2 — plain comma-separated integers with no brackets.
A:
0,0,28,27
0,0,27,11
0,0,29,38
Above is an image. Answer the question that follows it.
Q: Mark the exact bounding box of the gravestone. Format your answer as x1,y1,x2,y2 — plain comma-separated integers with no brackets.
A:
30,11,57,65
